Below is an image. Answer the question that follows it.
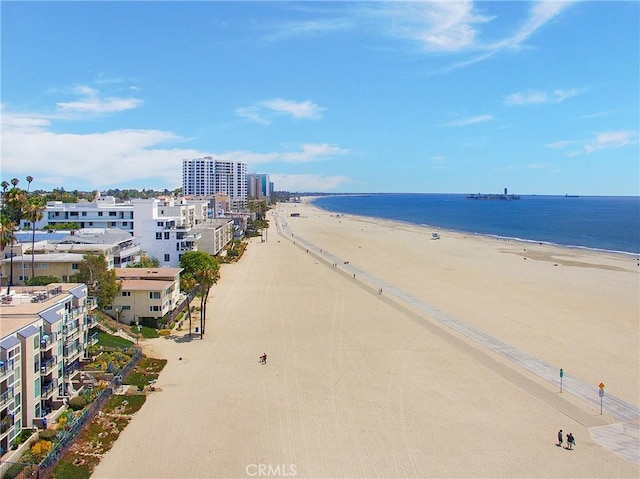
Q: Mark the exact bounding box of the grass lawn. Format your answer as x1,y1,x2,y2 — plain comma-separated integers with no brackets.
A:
124,357,167,390
139,325,159,339
93,330,133,348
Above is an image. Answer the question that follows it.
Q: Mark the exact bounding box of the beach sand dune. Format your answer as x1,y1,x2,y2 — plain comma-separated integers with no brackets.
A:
92,202,639,478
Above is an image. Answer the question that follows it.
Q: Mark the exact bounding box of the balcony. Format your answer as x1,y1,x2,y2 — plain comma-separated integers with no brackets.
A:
88,332,99,346
63,322,80,341
86,314,98,328
0,387,14,408
40,356,57,375
0,361,11,382
64,344,81,364
1,414,14,434
41,381,56,399
40,333,56,351
87,297,98,311
118,243,142,259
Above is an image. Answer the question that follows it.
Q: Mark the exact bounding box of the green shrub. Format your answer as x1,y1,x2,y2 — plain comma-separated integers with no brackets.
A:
39,428,59,441
68,396,87,411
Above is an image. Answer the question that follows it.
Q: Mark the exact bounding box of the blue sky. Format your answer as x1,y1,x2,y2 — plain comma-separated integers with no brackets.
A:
2,1,638,195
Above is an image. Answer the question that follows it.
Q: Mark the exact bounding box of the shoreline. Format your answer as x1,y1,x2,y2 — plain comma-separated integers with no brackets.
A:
308,195,640,256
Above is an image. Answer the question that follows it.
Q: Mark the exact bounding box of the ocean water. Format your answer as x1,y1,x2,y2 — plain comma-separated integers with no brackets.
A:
312,194,640,255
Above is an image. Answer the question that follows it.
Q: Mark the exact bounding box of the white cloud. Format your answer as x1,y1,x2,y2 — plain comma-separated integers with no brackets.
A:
56,86,143,113
545,140,578,149
215,143,349,165
366,1,491,52
269,174,352,192
234,106,270,125
505,88,581,105
2,113,195,188
2,111,349,189
547,131,637,156
259,99,325,119
236,98,325,124
584,131,637,154
442,114,493,127
264,18,353,42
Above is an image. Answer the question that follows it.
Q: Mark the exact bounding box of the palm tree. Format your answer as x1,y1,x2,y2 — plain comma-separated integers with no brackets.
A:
179,251,220,337
1,179,30,292
198,267,220,335
0,217,16,280
24,196,46,280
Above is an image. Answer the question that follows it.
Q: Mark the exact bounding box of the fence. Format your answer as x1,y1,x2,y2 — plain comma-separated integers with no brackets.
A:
165,287,198,325
0,460,39,479
36,347,142,478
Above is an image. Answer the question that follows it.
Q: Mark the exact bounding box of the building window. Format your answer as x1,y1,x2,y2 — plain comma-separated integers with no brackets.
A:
34,378,41,399
164,254,170,262
157,221,164,227
109,211,117,217
34,354,40,373
122,291,131,297
122,305,131,310
156,232,162,240
164,232,170,240
37,263,48,269
149,305,161,312
71,264,79,270
98,212,103,216
149,292,161,299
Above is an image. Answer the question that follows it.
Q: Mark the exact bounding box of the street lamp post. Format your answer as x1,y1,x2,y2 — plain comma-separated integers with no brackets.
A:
115,307,120,325
135,317,140,344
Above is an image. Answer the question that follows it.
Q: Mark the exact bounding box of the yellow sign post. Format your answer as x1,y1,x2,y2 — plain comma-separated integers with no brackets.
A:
598,383,605,415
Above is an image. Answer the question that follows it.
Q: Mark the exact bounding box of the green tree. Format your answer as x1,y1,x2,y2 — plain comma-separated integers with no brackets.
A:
180,251,220,337
1,179,27,293
23,194,46,280
43,222,80,231
25,275,60,286
127,256,161,268
71,253,120,309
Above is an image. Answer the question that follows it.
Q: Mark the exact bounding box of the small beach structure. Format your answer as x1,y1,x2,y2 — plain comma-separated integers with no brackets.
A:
432,232,440,240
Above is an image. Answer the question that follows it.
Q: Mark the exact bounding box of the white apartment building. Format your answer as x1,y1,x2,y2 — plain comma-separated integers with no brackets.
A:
132,197,206,268
182,157,247,209
43,195,134,232
35,196,218,269
0,284,97,457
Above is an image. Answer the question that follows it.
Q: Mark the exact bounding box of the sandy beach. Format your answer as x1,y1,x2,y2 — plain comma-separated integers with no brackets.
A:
92,200,639,478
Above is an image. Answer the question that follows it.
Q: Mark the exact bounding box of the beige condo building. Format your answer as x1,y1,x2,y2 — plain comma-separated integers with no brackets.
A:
0,283,97,457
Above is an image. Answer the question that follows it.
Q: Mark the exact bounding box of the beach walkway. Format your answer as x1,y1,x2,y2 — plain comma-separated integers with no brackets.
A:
276,209,640,465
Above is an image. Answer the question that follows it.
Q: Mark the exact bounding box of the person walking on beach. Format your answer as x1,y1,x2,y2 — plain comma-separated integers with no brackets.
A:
557,429,563,447
259,353,267,365
567,433,575,450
